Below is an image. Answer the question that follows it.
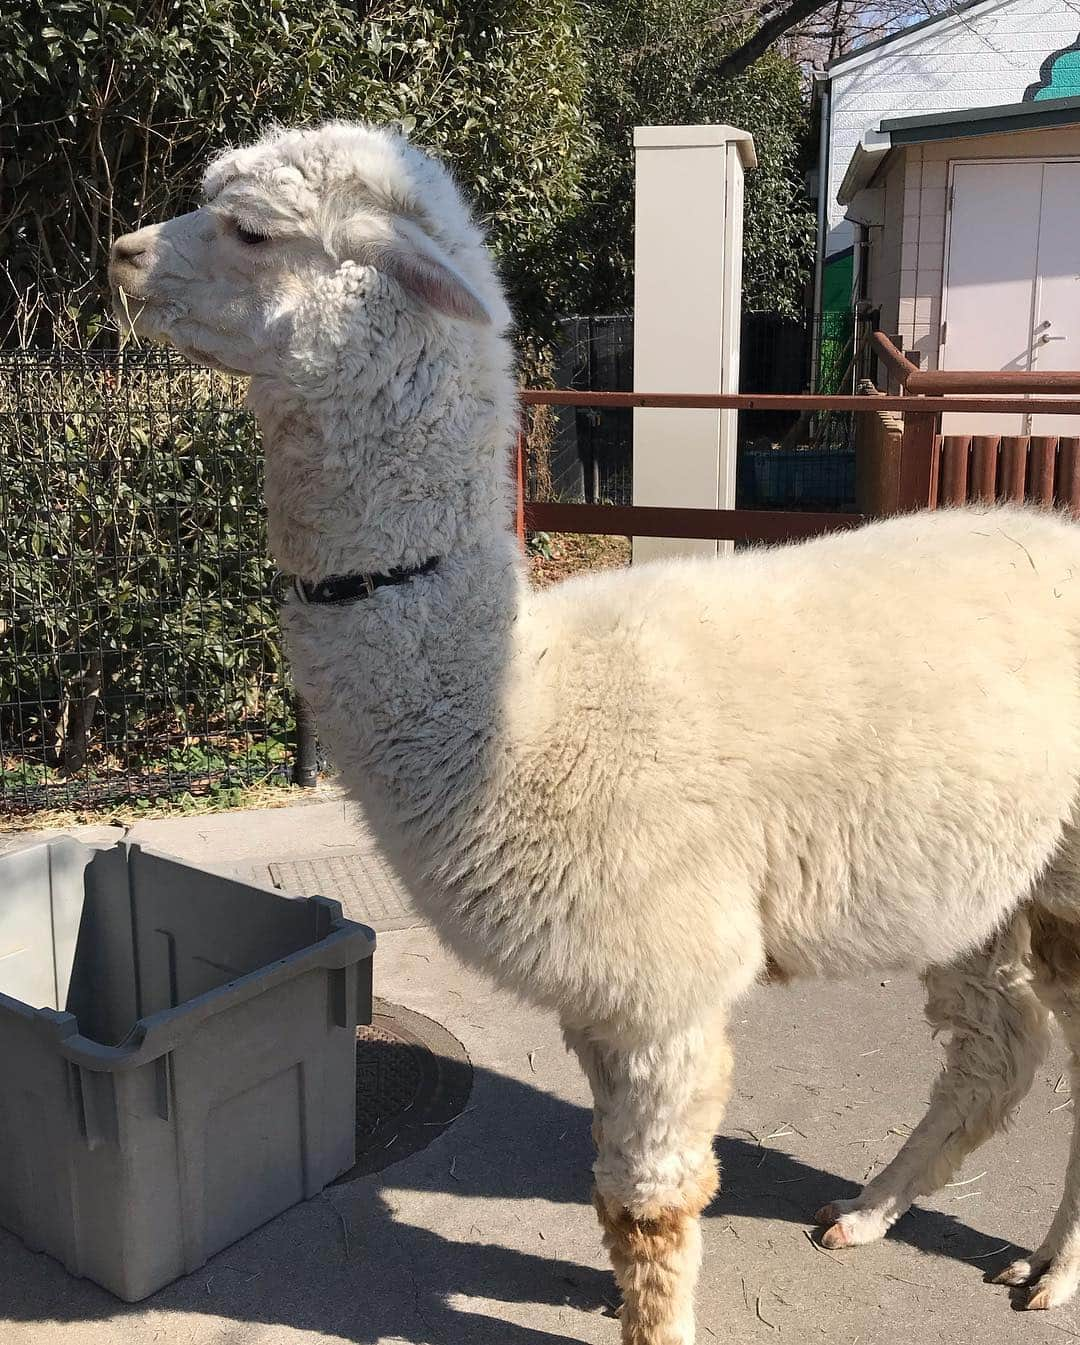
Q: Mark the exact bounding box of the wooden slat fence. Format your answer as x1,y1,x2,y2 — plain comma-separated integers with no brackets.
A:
935,435,1080,512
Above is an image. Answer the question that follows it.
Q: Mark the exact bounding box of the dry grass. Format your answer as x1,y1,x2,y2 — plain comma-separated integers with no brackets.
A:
1,778,310,833
528,532,631,589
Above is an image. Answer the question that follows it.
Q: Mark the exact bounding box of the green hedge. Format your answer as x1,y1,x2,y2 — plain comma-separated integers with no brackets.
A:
0,1,818,812
0,351,289,809
1,0,814,341
0,0,591,344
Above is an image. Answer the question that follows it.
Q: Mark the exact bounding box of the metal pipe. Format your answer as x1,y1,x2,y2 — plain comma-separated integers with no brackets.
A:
869,331,1080,395
524,501,861,542
908,368,1080,394
870,331,919,385
293,694,319,789
810,74,832,394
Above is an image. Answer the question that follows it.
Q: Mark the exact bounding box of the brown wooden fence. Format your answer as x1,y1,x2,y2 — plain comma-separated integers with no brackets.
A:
934,435,1080,510
516,334,1080,544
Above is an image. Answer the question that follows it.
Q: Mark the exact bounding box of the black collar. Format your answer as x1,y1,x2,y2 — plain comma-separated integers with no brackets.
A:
289,556,440,606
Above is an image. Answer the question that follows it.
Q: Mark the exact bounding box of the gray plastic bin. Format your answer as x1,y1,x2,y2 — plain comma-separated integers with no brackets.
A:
0,838,375,1301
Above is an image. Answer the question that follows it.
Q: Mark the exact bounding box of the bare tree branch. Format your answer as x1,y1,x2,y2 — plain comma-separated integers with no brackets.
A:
712,0,963,82
707,0,833,82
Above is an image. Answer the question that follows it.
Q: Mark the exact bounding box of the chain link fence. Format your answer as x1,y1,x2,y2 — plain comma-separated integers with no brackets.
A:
737,310,858,511
0,348,296,815
536,312,860,514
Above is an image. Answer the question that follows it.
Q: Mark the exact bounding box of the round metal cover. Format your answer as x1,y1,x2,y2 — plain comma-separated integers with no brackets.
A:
334,997,473,1180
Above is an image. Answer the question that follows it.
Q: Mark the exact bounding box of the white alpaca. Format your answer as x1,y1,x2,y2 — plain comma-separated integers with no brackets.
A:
111,121,1080,1343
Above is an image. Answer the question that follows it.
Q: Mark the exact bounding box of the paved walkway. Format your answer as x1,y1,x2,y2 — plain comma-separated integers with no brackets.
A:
1,803,1078,1343
0,797,422,932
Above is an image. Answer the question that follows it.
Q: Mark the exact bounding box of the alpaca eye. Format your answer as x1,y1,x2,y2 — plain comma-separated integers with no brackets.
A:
235,223,269,246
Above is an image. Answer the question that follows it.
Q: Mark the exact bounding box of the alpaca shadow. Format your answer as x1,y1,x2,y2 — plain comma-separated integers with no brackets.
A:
710,1134,1023,1267
0,1063,1030,1345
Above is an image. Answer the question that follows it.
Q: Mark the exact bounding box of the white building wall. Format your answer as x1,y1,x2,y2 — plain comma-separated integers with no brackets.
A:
867,154,906,341
825,0,1080,256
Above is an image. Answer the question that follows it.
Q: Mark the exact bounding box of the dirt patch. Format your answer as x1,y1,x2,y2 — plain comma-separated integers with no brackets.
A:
528,532,631,589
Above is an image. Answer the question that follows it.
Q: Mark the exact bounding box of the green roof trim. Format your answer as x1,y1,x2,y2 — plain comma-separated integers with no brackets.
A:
880,93,1080,144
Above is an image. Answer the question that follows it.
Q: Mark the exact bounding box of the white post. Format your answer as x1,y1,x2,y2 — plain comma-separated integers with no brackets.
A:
632,125,756,563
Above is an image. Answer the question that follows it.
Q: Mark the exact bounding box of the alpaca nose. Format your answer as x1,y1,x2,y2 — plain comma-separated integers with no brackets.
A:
111,234,147,267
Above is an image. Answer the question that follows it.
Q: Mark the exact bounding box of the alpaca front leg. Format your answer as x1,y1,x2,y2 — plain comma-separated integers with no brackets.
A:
566,1018,732,1345
593,1183,711,1345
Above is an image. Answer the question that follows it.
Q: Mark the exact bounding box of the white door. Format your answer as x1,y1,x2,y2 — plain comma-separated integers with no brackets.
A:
940,162,1041,435
941,159,1080,435
1030,162,1080,435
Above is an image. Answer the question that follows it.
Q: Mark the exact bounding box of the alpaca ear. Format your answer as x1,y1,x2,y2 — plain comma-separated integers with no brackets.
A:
373,243,492,326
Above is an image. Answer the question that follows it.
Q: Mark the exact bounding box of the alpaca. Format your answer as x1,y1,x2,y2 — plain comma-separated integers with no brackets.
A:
110,121,1080,1343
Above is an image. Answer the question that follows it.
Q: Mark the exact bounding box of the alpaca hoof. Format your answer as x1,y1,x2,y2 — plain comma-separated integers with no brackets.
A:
821,1221,854,1250
812,1199,892,1250
1025,1285,1056,1311
992,1258,1035,1287
1026,1279,1067,1311
1021,1258,1080,1311
992,1249,1080,1308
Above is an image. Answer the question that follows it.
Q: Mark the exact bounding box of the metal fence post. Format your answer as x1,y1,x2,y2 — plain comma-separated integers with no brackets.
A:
515,422,527,549
293,694,319,789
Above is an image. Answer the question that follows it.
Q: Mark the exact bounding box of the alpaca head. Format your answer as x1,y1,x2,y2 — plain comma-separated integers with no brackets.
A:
109,121,511,379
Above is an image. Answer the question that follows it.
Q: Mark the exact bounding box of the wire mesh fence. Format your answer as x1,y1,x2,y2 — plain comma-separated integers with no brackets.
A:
544,315,634,505
0,348,294,816
531,312,860,514
735,310,857,511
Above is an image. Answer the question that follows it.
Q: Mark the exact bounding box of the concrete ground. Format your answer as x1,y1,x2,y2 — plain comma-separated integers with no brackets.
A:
2,802,1079,1344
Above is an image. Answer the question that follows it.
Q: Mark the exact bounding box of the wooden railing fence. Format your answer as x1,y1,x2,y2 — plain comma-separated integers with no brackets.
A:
515,334,1080,545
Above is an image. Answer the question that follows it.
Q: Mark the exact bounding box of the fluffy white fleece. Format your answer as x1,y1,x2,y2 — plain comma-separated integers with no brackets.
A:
110,120,1080,1341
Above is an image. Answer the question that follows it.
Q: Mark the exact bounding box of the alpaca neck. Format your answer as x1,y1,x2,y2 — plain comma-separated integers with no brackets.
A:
246,320,525,843
248,315,520,586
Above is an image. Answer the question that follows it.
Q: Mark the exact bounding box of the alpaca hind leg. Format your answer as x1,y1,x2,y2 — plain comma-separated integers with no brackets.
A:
566,1015,732,1345
995,906,1080,1309
816,917,1050,1249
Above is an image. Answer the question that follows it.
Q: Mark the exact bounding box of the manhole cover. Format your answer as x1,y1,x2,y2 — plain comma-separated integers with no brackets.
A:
334,997,473,1180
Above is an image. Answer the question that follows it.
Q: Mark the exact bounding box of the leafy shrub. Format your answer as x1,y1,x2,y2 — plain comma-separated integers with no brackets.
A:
0,1,817,812
0,349,288,807
0,0,812,341
555,0,816,318
0,0,590,343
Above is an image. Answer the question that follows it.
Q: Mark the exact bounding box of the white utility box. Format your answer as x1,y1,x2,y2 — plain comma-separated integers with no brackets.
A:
632,125,756,562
